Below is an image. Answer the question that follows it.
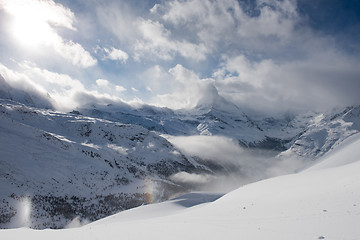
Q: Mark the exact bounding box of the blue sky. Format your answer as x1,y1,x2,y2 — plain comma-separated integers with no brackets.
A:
0,0,359,112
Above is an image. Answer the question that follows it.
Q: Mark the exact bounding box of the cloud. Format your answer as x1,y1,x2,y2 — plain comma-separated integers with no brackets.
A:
153,0,299,56
96,1,209,61
56,39,97,68
0,61,128,111
152,64,216,109
168,135,244,164
135,0,360,112
214,51,360,113
104,47,129,63
1,0,359,113
115,85,127,92
76,0,360,112
166,134,304,192
95,78,127,97
170,172,214,186
0,63,53,108
140,65,172,94
1,0,76,31
134,19,208,61
131,87,139,93
96,1,140,43
96,79,110,88
1,0,97,68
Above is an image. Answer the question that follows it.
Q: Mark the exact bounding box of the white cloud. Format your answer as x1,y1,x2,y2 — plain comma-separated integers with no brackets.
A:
115,85,127,92
131,87,139,92
96,1,139,43
56,39,97,68
96,78,127,94
140,65,172,94
214,51,360,113
1,0,359,113
166,134,300,191
152,64,216,109
98,2,208,62
19,61,85,91
170,172,214,185
1,0,76,31
154,0,299,56
0,61,130,111
0,62,52,108
104,47,129,63
134,19,208,61
96,0,299,62
2,0,97,68
96,79,110,88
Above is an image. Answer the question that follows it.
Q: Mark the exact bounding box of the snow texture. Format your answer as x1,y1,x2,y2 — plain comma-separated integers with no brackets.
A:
1,132,359,239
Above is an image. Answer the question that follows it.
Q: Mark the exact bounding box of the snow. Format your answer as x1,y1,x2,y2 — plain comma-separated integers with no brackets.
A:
1,74,359,236
1,132,359,239
304,132,360,171
0,100,206,228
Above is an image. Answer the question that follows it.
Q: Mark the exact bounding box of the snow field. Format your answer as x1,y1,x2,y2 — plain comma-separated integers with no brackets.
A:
1,133,359,240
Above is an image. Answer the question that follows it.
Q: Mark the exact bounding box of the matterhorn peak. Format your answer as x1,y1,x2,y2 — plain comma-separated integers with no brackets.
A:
195,83,241,114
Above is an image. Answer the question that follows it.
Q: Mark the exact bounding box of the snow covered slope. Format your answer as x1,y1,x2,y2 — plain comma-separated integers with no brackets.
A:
0,74,52,109
279,106,360,161
0,100,207,229
1,74,359,232
1,133,359,240
77,86,281,148
78,88,360,159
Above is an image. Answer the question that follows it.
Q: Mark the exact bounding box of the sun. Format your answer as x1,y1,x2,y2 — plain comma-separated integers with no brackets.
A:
4,0,56,47
12,17,54,47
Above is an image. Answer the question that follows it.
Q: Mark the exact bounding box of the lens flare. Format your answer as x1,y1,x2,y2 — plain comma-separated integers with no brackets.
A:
15,196,32,228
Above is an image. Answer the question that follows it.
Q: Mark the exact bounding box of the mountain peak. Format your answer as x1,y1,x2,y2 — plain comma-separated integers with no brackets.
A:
194,83,241,114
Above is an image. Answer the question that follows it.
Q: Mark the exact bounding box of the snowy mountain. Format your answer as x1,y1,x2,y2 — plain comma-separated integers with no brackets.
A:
0,74,359,230
278,105,360,161
0,100,209,229
78,97,284,150
78,94,360,161
1,133,359,239
0,74,52,109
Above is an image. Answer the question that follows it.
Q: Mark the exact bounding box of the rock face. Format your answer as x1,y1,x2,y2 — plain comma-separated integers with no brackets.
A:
0,100,207,229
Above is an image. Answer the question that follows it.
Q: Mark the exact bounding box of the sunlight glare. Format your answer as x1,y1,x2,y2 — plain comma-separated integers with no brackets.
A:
12,17,55,47
5,0,59,47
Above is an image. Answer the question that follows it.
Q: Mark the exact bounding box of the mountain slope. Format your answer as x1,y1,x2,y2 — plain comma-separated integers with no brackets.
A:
278,105,360,161
0,74,52,109
0,100,208,229
1,134,359,239
1,74,360,231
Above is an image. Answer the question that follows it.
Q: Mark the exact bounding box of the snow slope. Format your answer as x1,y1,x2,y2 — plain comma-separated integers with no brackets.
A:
0,74,52,109
0,100,207,229
278,106,360,161
1,133,359,240
1,74,360,233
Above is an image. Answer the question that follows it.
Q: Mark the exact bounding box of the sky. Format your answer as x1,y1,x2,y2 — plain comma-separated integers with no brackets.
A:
0,0,359,112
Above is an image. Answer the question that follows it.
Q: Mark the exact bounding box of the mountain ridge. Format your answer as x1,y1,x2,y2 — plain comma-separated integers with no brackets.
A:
0,74,359,229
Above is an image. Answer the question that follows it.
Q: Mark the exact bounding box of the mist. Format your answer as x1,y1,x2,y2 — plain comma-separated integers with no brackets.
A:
167,135,305,192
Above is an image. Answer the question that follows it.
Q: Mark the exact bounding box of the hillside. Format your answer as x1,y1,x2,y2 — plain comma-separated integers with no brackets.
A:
1,133,359,239
0,100,208,228
0,74,359,230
